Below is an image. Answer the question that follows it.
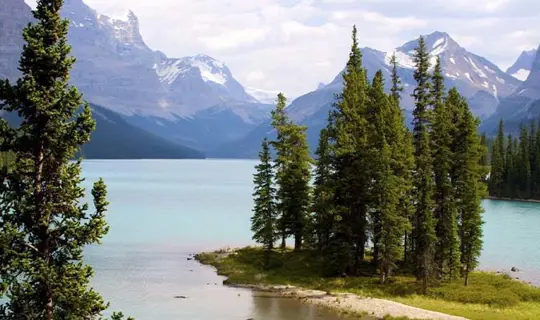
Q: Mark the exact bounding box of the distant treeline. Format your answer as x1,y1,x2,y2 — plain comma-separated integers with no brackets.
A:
489,119,540,200
250,26,487,293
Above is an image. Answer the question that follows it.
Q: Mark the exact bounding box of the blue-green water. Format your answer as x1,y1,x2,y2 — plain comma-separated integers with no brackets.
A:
7,159,539,319
82,160,359,319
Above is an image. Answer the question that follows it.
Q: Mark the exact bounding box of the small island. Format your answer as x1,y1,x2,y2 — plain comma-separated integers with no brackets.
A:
197,28,540,320
196,247,540,320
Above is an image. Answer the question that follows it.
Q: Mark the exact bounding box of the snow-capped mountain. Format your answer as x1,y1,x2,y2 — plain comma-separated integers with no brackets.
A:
507,49,537,81
3,0,274,153
245,88,282,105
217,31,523,158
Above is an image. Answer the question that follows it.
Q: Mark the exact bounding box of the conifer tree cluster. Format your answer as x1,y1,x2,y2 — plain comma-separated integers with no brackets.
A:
251,94,312,254
251,27,487,291
489,119,540,200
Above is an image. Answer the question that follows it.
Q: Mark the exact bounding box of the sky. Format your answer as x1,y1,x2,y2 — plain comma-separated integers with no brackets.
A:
25,0,540,98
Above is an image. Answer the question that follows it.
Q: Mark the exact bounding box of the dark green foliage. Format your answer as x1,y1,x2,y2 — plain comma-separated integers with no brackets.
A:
488,118,540,200
432,59,460,280
251,139,277,252
325,25,370,275
489,120,505,197
0,0,130,318
450,90,486,286
271,93,312,251
249,27,490,294
311,128,335,251
411,36,437,294
368,71,411,284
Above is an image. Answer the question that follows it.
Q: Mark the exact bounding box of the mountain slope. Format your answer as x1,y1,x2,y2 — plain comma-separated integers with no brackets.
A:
85,105,204,159
216,31,520,158
507,49,537,81
482,46,540,134
1,0,272,154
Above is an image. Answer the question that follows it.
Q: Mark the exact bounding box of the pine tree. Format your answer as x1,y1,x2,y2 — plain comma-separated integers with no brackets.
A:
0,0,130,318
271,93,312,251
251,139,277,252
504,135,516,198
326,25,370,275
271,93,292,249
312,128,334,251
411,36,437,294
368,71,410,283
452,92,486,286
389,53,415,265
489,120,505,197
431,59,460,279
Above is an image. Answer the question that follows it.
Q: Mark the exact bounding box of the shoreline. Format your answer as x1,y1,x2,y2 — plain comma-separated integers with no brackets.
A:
486,196,540,204
197,250,467,320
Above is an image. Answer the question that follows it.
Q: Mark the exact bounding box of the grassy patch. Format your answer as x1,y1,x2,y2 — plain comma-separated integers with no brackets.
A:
196,247,540,320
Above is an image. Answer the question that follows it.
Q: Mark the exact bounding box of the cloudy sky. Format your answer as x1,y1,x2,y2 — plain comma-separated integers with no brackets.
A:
27,0,540,98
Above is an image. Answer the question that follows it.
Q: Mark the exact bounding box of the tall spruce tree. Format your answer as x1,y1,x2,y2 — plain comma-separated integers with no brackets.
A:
251,138,277,252
0,0,129,318
451,90,486,286
368,71,410,283
390,53,415,265
312,128,334,251
271,93,312,251
431,58,460,279
411,36,437,294
326,25,370,275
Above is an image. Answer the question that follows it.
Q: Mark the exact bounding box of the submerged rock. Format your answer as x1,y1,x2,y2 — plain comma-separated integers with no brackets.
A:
511,267,520,272
174,296,187,299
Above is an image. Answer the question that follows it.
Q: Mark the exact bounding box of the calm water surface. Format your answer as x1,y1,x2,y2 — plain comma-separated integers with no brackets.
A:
79,159,540,319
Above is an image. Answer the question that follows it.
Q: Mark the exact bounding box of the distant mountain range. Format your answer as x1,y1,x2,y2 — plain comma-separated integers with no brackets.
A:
1,0,538,158
215,32,531,158
481,46,540,134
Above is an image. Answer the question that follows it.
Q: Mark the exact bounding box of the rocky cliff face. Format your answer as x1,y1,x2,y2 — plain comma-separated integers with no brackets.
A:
0,0,32,80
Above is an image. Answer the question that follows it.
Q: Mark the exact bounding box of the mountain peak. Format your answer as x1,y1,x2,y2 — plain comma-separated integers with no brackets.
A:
507,48,538,81
398,31,461,57
523,44,540,88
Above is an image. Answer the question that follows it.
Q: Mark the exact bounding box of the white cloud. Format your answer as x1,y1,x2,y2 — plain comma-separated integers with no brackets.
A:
22,0,540,97
198,28,267,50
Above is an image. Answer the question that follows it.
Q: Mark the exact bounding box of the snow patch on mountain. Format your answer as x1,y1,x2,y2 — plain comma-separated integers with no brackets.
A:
154,55,229,86
450,57,456,64
468,57,487,78
512,69,531,81
384,51,415,69
246,87,281,105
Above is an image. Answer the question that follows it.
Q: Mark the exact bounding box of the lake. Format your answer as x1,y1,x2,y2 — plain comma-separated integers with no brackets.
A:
77,159,539,319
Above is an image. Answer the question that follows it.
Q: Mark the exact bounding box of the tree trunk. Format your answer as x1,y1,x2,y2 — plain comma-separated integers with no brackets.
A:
404,233,408,264
294,232,302,251
464,265,470,286
281,234,286,250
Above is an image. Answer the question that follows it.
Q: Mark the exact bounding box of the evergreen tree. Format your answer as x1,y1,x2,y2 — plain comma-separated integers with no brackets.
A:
326,25,370,275
312,128,334,251
411,36,437,294
368,71,410,283
504,135,516,198
489,120,505,197
251,138,277,252
0,0,130,318
431,59,460,279
451,92,486,286
271,93,312,251
389,53,415,265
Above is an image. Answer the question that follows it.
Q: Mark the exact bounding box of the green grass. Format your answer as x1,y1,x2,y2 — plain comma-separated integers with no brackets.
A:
196,247,540,320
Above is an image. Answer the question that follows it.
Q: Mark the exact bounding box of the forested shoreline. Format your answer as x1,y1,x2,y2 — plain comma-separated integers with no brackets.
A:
250,26,487,292
488,119,540,201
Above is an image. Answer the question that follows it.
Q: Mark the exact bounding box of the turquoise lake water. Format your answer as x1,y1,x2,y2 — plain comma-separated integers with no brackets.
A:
6,159,539,319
